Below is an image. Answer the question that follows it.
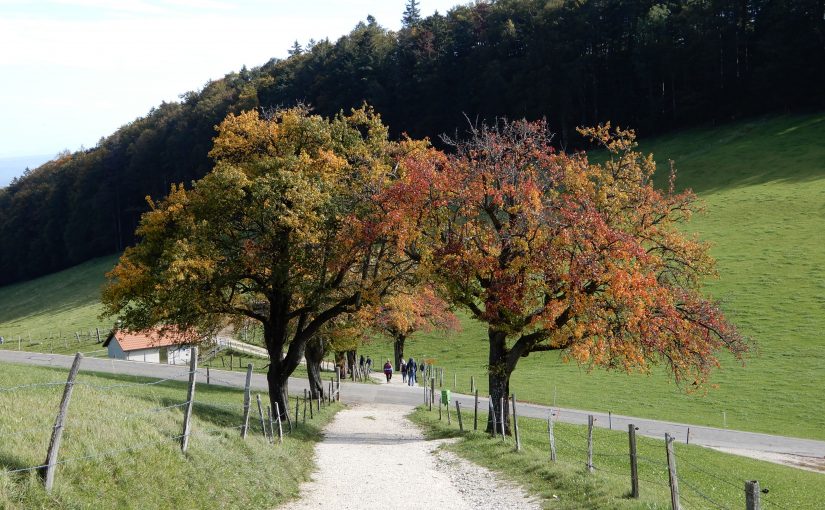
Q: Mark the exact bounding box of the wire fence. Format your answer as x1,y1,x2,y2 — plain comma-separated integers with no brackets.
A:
426,393,800,510
0,351,340,493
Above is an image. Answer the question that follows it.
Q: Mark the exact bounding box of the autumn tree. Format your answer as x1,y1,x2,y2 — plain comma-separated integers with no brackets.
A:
383,119,747,433
102,105,422,418
366,286,460,370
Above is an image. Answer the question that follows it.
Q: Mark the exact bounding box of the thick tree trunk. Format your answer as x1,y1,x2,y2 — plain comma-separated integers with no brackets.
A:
305,337,326,400
267,362,291,428
393,335,406,371
486,328,513,435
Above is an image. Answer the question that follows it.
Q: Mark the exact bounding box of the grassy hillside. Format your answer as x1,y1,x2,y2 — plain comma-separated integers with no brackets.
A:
0,362,339,509
2,113,824,440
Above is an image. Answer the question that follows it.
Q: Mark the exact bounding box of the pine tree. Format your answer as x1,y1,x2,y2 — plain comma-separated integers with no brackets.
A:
401,0,421,28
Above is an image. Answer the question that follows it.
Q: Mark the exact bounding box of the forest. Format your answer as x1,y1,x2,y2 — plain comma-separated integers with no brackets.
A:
1,0,822,284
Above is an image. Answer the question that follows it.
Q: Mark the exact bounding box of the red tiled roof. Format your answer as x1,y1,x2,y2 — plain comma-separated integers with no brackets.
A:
103,328,190,352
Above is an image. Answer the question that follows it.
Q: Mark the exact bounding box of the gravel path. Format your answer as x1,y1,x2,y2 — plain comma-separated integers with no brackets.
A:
278,403,541,510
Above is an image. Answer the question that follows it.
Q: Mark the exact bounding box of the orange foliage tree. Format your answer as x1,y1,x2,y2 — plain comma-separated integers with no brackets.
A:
366,286,460,370
382,119,748,433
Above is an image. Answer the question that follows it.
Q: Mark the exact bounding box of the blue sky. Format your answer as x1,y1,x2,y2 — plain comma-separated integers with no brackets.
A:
0,0,460,182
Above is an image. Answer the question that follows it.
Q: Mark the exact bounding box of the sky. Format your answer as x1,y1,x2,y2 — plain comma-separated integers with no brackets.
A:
0,0,462,184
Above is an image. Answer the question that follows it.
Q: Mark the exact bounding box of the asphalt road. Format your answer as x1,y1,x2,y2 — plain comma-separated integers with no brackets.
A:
2,350,823,461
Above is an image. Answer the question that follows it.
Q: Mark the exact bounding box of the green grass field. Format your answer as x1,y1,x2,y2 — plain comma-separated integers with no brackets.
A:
0,362,339,509
410,405,825,509
2,113,824,441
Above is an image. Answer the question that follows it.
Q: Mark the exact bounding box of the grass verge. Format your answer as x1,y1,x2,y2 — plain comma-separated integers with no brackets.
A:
410,405,825,509
0,362,340,510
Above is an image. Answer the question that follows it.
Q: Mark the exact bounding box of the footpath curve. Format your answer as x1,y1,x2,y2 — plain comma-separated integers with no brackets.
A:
1,350,823,470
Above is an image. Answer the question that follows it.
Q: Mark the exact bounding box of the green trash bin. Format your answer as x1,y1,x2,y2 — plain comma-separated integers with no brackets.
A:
441,389,451,405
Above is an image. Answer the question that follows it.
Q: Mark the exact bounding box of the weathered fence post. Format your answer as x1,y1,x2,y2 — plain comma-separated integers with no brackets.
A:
256,394,267,440
206,366,210,385
745,480,761,510
302,389,307,423
95,327,101,343
294,395,299,427
430,378,435,411
628,424,639,498
274,402,284,444
447,395,451,425
267,405,274,444
180,346,199,453
41,352,83,492
499,397,506,440
309,389,314,420
512,394,521,452
473,389,479,431
240,364,254,439
665,433,681,510
456,401,463,432
489,399,496,437
587,415,594,473
470,375,475,393
548,411,556,462
439,396,443,420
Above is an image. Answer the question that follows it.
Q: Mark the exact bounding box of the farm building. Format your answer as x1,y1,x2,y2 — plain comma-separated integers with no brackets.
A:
103,329,192,365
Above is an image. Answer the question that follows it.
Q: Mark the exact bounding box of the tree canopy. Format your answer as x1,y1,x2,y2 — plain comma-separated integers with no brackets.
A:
383,119,748,431
102,105,424,414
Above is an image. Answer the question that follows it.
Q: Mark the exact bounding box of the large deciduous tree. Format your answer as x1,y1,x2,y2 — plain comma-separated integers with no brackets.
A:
383,119,747,433
102,105,421,419
366,286,460,370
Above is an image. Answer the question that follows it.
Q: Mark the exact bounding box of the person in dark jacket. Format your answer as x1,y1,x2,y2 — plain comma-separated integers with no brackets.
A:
407,357,417,386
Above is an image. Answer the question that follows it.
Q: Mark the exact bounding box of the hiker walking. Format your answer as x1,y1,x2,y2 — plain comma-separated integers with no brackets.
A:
383,359,393,382
407,357,417,386
400,359,407,383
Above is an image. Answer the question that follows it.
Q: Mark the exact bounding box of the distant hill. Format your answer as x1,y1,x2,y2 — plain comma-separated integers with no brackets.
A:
0,154,53,187
1,0,823,284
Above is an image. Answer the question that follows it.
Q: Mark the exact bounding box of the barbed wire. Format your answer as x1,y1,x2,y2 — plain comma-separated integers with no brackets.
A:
0,422,57,439
678,474,732,510
0,381,68,393
77,369,196,390
674,453,744,492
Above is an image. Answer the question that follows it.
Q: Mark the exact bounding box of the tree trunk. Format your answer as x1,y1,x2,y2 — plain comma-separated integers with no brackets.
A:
334,350,348,378
267,362,291,428
393,335,406,371
486,328,513,435
346,350,356,377
305,337,326,399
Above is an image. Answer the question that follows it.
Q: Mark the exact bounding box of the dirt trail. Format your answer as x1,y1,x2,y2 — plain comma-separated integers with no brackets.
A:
278,403,540,510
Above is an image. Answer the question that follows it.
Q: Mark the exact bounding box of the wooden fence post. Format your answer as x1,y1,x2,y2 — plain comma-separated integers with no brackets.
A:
267,405,274,445
745,480,761,510
456,401,463,432
447,395,451,425
303,389,307,423
256,394,267,440
548,411,557,462
95,327,101,343
628,424,639,498
439,396,443,420
587,415,594,473
241,364,253,439
471,375,475,393
665,433,681,510
499,397,506,440
309,390,314,420
41,353,83,492
180,346,199,453
473,389,479,431
274,402,284,444
294,395,299,427
511,394,521,451
430,378,435,411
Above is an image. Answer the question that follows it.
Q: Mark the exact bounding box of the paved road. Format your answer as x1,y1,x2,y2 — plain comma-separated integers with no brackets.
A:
2,350,823,463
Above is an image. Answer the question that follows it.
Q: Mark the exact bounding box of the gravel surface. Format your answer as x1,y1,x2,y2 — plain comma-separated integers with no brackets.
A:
278,403,541,510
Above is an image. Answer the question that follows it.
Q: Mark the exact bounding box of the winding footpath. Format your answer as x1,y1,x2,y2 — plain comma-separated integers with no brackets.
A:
1,350,823,472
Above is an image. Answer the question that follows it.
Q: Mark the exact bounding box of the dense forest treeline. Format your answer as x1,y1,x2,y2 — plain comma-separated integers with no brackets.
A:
1,0,823,284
